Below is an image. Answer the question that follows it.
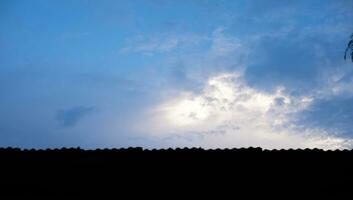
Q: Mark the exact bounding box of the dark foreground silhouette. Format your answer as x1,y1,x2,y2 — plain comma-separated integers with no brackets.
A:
1,147,353,197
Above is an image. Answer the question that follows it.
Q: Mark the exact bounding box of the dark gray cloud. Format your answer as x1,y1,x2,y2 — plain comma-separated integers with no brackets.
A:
245,36,320,91
56,106,95,128
297,96,353,137
217,0,353,94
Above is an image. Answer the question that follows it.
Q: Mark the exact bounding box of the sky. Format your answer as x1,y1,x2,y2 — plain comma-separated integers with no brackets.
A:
1,0,353,149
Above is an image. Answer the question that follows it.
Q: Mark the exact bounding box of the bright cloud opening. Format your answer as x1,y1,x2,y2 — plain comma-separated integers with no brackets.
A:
137,73,353,150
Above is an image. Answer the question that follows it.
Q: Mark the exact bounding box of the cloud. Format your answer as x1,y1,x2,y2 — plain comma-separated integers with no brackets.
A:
120,35,179,55
318,63,353,97
56,106,95,128
298,96,353,136
166,28,249,88
122,17,353,149
3,0,352,149
136,73,353,149
221,0,353,93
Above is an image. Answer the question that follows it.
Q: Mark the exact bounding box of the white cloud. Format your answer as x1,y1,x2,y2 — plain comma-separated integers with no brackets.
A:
120,36,179,55
123,25,353,149
120,33,209,56
315,63,353,99
119,28,247,60
209,28,243,56
136,72,353,149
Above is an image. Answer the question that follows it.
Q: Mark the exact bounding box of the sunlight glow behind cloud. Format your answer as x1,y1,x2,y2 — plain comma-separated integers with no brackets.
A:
138,73,353,150
1,0,353,149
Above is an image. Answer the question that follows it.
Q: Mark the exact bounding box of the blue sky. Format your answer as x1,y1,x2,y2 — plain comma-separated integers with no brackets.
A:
1,0,353,149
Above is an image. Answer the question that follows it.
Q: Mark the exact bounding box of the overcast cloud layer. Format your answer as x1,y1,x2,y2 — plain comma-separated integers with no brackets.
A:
1,0,353,149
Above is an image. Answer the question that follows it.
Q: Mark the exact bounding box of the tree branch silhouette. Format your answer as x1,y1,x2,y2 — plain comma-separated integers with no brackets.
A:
345,33,353,62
